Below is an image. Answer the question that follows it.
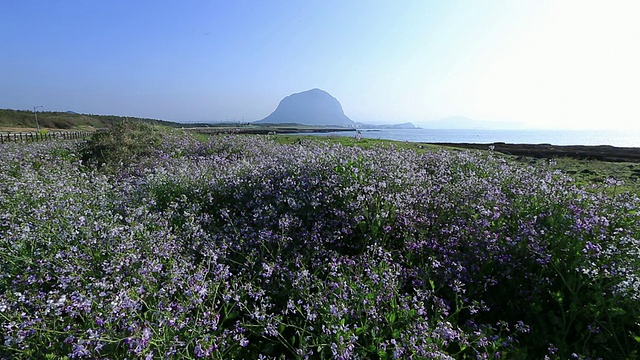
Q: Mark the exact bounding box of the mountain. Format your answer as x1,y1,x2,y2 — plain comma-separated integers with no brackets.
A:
419,116,525,130
256,89,354,126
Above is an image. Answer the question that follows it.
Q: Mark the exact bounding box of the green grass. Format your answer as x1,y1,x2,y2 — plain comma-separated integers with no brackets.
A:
188,131,213,143
0,109,197,131
535,157,640,189
272,133,444,152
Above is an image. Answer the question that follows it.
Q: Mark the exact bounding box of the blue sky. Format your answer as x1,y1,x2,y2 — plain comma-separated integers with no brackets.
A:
2,1,640,129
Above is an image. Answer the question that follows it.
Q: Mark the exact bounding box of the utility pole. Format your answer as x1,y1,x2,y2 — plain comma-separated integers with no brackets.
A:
33,105,44,132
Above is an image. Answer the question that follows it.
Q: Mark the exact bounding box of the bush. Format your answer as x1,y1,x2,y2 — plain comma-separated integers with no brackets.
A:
80,121,165,167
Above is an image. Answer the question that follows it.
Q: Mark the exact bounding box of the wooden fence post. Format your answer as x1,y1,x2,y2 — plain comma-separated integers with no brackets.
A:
0,131,95,144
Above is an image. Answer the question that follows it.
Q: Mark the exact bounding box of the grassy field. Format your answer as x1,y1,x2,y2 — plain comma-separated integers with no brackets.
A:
1,125,639,359
0,109,201,132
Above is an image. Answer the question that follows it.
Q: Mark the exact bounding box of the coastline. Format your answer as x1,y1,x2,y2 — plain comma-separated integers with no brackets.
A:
314,128,640,148
191,126,356,135
431,142,640,163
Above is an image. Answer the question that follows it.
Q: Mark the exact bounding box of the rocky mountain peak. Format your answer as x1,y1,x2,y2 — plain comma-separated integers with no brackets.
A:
256,89,354,126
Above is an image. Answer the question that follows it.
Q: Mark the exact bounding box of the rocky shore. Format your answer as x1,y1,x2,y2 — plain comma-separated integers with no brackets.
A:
431,142,640,163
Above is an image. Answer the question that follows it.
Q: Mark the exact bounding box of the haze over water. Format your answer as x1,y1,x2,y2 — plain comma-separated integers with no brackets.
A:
313,129,640,148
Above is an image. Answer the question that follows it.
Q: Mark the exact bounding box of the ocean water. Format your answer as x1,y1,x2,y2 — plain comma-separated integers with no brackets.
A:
307,129,640,148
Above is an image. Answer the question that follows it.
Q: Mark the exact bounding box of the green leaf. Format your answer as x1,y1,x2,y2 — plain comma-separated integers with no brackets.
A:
388,312,397,323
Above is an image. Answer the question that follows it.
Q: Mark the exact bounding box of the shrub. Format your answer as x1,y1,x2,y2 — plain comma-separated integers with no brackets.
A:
80,121,165,167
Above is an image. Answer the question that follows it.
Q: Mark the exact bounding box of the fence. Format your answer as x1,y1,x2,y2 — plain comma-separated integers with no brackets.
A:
0,131,93,144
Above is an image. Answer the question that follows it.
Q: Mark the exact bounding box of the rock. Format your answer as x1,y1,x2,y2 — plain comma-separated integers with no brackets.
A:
256,89,354,126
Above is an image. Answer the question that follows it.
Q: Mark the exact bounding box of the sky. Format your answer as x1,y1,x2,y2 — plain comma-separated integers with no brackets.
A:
2,1,640,130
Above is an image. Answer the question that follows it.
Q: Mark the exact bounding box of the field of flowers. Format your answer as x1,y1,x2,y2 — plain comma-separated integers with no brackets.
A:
1,126,639,359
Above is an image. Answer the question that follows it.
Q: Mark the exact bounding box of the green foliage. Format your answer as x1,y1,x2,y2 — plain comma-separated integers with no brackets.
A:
273,134,443,153
0,108,190,131
526,157,640,195
80,121,165,167
0,109,107,130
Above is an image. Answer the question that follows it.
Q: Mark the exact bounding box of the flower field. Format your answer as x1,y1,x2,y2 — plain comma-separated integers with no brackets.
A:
1,127,639,359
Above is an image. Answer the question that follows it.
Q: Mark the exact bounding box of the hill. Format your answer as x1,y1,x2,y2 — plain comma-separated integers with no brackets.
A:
256,89,354,127
0,109,200,131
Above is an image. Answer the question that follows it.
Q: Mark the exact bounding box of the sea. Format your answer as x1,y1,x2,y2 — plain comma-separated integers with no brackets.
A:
304,129,640,148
